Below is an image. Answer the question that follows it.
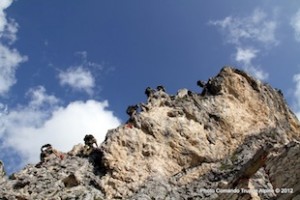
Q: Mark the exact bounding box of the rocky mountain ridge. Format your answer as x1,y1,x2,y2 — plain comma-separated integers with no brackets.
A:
0,67,300,200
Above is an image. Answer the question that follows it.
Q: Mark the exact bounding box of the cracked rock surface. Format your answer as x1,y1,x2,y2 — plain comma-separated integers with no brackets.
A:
0,67,300,199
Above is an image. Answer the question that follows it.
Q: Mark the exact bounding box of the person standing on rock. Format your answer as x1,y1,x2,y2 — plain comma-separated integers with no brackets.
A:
197,80,207,95
125,104,142,128
145,87,155,98
126,105,139,117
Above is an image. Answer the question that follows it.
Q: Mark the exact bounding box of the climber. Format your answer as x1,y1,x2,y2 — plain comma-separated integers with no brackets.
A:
36,144,63,168
156,85,166,92
40,144,54,162
197,80,206,88
187,90,193,96
84,134,98,149
197,80,209,95
145,87,155,98
126,104,139,117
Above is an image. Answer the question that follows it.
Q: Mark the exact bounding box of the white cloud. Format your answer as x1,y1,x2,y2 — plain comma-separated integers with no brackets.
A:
0,0,12,9
0,44,27,95
0,0,27,96
0,0,13,33
235,47,259,65
58,66,95,95
293,73,300,118
210,8,276,81
75,51,103,71
0,87,121,169
26,86,59,108
210,8,278,46
244,65,268,81
0,0,18,44
3,18,18,43
290,9,300,42
0,103,8,134
234,47,268,80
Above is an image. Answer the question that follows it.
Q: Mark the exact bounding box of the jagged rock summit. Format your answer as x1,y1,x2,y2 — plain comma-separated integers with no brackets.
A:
0,67,300,200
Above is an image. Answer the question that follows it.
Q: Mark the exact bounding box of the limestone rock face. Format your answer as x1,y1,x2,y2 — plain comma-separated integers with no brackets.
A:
0,67,300,200
0,161,5,179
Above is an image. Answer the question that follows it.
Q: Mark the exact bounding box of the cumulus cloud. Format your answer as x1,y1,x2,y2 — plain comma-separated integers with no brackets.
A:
209,8,278,46
0,0,27,96
290,9,300,42
0,86,121,170
58,66,95,95
210,8,277,80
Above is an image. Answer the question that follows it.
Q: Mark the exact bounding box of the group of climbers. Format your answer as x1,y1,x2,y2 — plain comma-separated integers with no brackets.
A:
36,134,99,167
125,81,211,128
126,85,167,118
35,81,210,166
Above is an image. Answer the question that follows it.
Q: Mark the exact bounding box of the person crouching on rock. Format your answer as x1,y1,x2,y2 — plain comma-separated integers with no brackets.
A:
36,144,64,167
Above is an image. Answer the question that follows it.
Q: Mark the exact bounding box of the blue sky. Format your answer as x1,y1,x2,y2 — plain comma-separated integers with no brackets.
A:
1,0,300,174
